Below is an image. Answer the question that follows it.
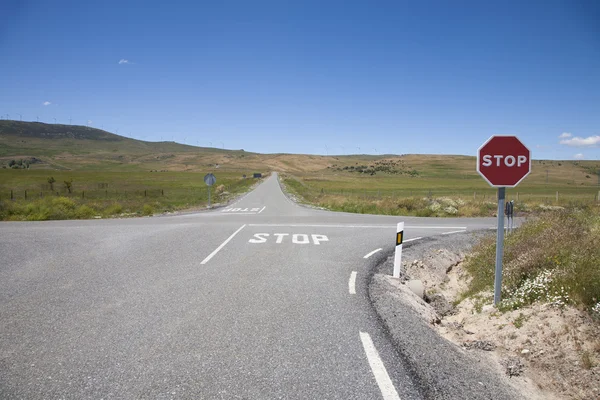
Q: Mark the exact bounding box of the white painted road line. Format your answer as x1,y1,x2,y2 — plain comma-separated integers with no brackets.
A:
200,224,246,265
442,229,467,235
349,271,357,294
248,224,467,230
359,332,401,400
364,248,383,259
404,237,422,243
259,206,266,214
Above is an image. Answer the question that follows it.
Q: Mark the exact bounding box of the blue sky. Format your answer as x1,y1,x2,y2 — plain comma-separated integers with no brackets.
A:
1,0,599,159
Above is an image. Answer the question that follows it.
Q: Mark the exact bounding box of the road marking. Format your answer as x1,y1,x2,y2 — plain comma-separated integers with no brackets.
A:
404,237,422,243
259,206,266,214
349,271,357,294
248,224,466,230
442,229,467,235
364,248,383,259
359,332,401,400
248,233,329,245
200,224,246,264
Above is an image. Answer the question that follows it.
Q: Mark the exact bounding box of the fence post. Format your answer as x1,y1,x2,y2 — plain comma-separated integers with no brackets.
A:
11,190,13,200
82,191,85,199
161,189,164,196
144,190,147,197
516,192,519,201
40,191,43,198
105,190,108,198
556,191,559,202
473,191,476,200
24,190,27,200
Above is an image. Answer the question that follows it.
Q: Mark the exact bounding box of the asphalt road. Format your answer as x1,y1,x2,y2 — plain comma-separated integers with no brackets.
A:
0,173,499,399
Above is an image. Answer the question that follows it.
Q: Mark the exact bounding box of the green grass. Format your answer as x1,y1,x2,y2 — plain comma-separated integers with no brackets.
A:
281,155,600,217
462,209,600,315
0,170,259,220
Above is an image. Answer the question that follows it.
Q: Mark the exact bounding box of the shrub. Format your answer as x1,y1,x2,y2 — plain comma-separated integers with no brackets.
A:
75,205,95,219
142,204,154,216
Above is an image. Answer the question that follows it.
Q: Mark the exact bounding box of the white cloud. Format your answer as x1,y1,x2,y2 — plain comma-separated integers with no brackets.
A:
559,132,572,139
118,59,130,65
87,120,92,125
574,153,585,160
43,101,51,106
560,135,600,147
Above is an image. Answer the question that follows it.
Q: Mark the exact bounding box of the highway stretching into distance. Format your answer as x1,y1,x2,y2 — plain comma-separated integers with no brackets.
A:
1,173,501,399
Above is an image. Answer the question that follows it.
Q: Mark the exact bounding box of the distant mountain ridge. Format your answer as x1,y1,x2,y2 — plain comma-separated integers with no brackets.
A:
0,120,124,141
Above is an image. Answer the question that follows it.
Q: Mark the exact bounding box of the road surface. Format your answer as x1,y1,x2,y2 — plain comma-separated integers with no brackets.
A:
0,173,498,399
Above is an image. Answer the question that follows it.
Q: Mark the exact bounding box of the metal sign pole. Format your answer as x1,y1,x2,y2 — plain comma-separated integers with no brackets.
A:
494,187,506,305
208,186,211,208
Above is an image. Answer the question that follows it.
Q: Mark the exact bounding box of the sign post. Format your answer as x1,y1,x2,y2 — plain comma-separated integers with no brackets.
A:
204,173,216,207
477,135,531,306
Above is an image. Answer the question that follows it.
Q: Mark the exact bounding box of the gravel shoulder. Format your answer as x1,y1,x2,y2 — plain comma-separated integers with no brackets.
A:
368,232,529,400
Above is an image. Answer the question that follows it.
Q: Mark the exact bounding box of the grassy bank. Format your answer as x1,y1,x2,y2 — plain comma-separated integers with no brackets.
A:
463,209,600,316
0,170,259,220
281,170,600,217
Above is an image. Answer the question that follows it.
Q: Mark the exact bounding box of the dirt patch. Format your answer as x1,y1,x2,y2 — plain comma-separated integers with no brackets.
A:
397,233,600,400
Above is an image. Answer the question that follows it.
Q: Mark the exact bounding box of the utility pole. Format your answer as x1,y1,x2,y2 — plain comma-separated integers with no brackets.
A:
220,142,224,149
18,114,22,121
53,117,57,124
36,116,39,122
69,117,72,125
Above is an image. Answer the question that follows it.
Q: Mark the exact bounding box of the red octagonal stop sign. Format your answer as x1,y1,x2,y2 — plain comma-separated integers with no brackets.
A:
477,135,531,187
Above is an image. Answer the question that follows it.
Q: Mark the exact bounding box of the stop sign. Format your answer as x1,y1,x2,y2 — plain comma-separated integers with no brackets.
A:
477,135,531,187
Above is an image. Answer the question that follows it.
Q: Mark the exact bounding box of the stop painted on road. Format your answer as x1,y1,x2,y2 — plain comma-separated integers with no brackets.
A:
249,233,329,245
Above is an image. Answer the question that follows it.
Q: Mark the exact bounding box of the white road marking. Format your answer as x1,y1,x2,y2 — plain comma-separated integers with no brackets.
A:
259,206,266,214
364,248,383,259
404,237,422,243
349,271,357,294
248,224,467,229
359,332,401,400
248,233,329,245
442,229,467,235
200,224,246,264
248,223,466,230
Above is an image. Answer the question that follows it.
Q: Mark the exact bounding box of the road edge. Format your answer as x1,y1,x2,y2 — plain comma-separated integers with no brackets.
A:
365,233,525,400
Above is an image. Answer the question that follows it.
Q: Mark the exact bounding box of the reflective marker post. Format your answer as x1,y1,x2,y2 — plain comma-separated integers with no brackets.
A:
393,222,404,278
494,188,506,306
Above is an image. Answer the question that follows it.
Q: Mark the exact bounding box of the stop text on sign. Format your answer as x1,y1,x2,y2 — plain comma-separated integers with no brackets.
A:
249,233,329,245
481,155,528,168
477,135,531,187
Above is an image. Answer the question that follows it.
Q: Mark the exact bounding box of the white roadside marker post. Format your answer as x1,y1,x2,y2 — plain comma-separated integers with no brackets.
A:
393,222,404,278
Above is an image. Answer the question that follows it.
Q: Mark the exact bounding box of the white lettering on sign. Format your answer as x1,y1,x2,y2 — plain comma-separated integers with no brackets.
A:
248,233,329,245
482,154,528,167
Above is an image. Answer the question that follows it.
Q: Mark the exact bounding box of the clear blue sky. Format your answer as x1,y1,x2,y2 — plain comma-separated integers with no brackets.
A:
1,0,599,159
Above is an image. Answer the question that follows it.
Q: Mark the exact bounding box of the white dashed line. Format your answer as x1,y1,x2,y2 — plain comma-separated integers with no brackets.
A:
364,248,383,259
404,237,422,243
200,224,246,265
359,332,401,400
259,206,266,214
349,271,357,294
442,230,467,235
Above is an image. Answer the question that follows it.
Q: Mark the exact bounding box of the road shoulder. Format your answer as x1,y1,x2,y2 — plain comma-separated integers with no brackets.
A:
367,232,530,400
